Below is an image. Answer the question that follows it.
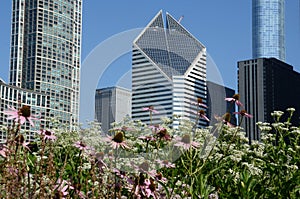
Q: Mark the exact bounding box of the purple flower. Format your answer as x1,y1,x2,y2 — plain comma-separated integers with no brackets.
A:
53,179,74,199
233,110,253,118
156,159,175,168
138,135,156,142
197,98,208,108
103,131,129,149
0,144,8,158
15,134,30,150
225,94,243,107
132,161,157,177
215,113,235,127
74,141,90,151
198,110,210,122
142,106,159,113
156,127,171,141
174,134,200,150
3,105,38,126
144,178,157,198
38,129,57,141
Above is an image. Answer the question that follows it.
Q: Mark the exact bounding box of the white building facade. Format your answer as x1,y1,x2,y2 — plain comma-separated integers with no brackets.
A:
132,11,208,127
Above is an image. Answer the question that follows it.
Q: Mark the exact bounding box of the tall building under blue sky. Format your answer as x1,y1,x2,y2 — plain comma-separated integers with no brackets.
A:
252,0,285,61
9,0,82,127
132,11,208,127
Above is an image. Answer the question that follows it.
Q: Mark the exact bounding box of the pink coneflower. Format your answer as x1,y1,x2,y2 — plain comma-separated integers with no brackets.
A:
38,129,57,141
3,105,38,126
132,161,157,177
74,141,89,151
225,94,243,107
103,131,129,149
53,179,74,199
198,110,210,122
197,98,208,108
144,178,157,198
233,109,253,118
142,106,159,113
15,134,30,150
156,159,175,168
155,172,167,183
0,144,8,158
156,127,171,141
138,135,156,142
215,113,234,127
174,134,200,150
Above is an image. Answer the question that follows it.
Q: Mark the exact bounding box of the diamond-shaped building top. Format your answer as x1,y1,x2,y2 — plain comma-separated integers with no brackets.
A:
134,10,205,79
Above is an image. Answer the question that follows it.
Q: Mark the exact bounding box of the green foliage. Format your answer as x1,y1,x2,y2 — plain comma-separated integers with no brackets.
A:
0,109,300,198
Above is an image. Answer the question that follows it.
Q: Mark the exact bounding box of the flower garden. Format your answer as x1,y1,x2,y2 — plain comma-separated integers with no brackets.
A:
0,96,299,198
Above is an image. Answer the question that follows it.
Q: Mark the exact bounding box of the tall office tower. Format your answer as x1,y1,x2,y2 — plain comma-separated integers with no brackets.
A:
132,11,207,128
238,58,300,142
95,87,131,133
9,0,82,127
252,0,285,61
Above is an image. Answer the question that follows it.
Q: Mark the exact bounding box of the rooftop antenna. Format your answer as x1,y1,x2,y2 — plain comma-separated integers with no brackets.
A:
178,15,184,23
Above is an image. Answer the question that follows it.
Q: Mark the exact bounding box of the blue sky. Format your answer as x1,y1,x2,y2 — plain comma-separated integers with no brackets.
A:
0,0,299,91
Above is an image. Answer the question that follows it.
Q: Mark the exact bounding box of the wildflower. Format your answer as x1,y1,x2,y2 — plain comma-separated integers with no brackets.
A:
156,127,171,141
53,179,74,199
94,152,107,171
215,113,234,127
144,178,156,198
142,106,159,113
74,141,89,151
156,159,175,168
3,105,38,126
155,172,167,183
225,94,243,107
233,110,253,118
0,144,8,158
174,134,200,150
138,135,156,142
104,131,129,149
15,134,30,150
132,161,157,177
197,98,208,108
198,110,210,122
38,129,57,141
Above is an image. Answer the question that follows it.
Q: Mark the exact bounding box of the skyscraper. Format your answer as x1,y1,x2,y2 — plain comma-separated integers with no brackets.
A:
95,86,131,133
238,58,300,142
132,11,207,127
9,0,82,127
252,0,285,61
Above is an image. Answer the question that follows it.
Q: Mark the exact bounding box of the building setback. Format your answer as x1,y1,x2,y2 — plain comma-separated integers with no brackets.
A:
252,0,285,61
9,0,82,128
238,58,300,141
132,11,208,128
95,87,131,133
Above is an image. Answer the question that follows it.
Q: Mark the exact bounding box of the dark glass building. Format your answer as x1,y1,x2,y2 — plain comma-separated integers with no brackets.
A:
238,58,300,141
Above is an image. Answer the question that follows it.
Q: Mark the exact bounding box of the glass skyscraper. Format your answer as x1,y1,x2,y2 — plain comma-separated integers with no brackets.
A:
132,11,208,128
9,0,82,127
252,0,285,61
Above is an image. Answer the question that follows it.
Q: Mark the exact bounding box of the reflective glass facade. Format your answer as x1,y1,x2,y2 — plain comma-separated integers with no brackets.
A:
9,0,82,127
252,0,285,61
132,11,207,127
